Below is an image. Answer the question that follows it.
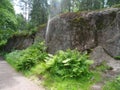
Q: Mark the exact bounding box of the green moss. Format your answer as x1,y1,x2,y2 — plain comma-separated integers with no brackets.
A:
95,61,112,72
71,17,89,28
114,56,120,60
38,23,46,30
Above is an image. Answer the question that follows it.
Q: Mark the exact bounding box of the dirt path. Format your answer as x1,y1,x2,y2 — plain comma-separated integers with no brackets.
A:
0,57,45,90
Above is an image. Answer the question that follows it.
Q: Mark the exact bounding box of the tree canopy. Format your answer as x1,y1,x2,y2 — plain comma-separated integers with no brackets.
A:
0,0,17,30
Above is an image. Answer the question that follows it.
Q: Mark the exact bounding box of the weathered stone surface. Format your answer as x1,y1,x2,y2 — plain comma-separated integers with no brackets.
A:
3,34,34,51
46,17,73,53
98,10,120,57
90,46,120,77
46,8,120,57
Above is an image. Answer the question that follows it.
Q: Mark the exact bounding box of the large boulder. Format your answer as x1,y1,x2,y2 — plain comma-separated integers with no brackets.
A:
46,8,120,57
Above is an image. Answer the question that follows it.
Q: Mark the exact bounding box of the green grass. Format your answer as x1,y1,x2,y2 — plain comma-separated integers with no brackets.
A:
103,76,120,90
40,71,101,90
31,62,102,90
5,50,21,69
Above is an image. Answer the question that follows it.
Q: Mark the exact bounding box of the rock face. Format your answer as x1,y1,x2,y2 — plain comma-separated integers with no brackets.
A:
3,34,34,51
1,25,46,52
46,8,120,57
90,46,120,71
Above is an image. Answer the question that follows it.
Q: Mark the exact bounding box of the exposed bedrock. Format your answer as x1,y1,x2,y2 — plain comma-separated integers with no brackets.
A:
2,34,34,52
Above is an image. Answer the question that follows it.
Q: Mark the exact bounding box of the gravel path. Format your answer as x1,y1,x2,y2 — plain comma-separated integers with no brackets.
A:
0,57,45,90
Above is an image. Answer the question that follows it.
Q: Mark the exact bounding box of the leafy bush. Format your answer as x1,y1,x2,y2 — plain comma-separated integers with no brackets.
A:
103,76,120,90
0,29,14,46
0,8,17,30
6,42,48,71
41,49,93,78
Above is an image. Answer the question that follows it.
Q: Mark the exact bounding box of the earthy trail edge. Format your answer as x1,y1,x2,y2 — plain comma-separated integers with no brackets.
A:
0,57,45,90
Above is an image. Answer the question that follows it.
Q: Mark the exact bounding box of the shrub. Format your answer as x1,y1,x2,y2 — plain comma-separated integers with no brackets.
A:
0,29,14,46
41,49,93,78
6,42,48,71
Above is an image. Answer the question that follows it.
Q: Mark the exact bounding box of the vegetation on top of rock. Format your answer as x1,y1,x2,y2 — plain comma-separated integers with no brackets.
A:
0,0,17,30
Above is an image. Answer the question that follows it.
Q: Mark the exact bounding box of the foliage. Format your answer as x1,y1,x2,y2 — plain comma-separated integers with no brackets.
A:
107,0,120,7
0,29,14,46
30,0,48,26
0,0,15,14
43,75,93,90
5,42,47,71
112,4,120,8
95,61,112,72
0,8,17,30
114,56,120,60
103,75,120,90
16,14,28,31
0,0,17,47
0,27,37,47
0,0,17,30
32,64,101,90
39,49,93,79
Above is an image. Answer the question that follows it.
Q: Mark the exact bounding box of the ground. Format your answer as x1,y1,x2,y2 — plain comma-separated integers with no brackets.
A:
0,57,44,90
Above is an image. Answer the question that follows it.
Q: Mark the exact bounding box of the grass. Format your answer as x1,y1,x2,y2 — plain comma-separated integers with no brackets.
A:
30,62,102,90
5,50,21,69
103,75,120,90
40,71,101,90
95,61,112,72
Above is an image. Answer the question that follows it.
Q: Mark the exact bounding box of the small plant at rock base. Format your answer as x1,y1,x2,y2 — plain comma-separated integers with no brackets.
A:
103,75,120,90
95,61,112,72
41,49,94,79
114,56,120,60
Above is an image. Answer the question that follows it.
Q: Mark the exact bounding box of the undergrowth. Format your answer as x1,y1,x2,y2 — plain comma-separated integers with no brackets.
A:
5,45,108,90
5,42,47,71
39,50,93,79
